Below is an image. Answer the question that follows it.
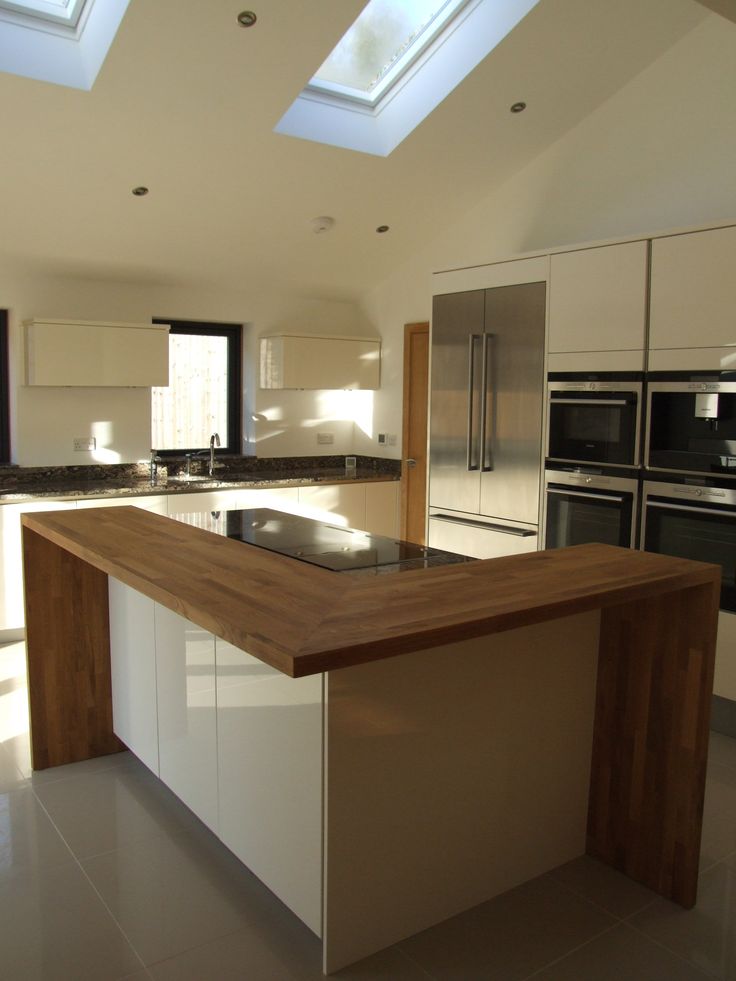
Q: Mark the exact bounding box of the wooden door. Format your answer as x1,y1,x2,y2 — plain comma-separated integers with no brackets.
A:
401,322,429,544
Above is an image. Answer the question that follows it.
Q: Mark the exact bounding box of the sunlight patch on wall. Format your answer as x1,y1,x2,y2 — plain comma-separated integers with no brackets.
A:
91,421,121,464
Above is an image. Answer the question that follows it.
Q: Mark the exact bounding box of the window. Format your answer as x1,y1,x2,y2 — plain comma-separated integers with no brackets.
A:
0,0,129,90
0,311,9,463
309,0,469,107
151,319,242,456
275,0,540,156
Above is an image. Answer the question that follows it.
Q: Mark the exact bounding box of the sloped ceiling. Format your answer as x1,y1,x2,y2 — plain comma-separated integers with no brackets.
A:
0,0,708,299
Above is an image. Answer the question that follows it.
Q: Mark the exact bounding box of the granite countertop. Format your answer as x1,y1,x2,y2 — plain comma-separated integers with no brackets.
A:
0,456,400,502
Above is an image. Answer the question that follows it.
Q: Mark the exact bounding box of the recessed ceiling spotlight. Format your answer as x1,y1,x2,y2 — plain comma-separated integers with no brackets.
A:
310,215,335,234
510,101,527,113
237,10,257,27
131,186,149,196
376,225,389,233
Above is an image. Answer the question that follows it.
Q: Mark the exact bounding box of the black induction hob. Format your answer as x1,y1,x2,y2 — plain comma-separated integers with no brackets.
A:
214,508,469,572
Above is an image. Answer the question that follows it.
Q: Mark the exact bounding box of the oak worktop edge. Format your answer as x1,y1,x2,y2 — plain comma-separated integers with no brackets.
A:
21,508,721,676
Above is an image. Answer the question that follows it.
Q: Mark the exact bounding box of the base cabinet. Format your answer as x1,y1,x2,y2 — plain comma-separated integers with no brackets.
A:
109,581,322,935
156,606,218,832
216,640,323,935
108,581,159,774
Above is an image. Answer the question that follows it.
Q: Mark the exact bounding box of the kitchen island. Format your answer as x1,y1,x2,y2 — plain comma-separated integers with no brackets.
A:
21,506,720,974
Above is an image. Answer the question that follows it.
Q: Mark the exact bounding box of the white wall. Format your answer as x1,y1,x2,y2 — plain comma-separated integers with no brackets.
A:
4,274,376,466
6,15,736,468
358,14,736,457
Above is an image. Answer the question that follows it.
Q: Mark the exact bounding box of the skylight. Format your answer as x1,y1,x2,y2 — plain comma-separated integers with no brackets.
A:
275,0,540,157
309,0,469,107
0,0,129,89
0,0,86,28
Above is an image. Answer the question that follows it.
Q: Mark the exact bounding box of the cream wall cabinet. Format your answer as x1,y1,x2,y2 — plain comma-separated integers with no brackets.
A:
25,319,169,386
650,225,736,350
260,334,380,390
548,242,648,359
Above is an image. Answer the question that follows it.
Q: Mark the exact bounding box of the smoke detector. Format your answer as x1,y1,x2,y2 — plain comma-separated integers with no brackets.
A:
310,216,335,234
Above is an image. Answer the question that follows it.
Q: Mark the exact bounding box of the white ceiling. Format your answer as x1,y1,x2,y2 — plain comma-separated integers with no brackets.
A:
0,0,708,299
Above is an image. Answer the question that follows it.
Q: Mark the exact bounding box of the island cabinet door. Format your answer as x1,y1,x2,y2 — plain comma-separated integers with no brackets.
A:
215,639,324,937
108,579,159,774
154,604,218,833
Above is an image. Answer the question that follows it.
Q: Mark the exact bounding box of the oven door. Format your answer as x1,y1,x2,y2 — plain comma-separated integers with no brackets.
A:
641,480,734,612
544,471,638,550
547,384,641,467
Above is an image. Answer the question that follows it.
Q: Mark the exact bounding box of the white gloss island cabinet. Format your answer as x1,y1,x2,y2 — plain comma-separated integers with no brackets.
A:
547,240,648,372
24,319,170,387
108,582,322,933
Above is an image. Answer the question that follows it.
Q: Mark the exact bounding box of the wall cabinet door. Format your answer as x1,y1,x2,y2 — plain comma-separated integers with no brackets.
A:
155,605,218,832
108,579,159,774
6,499,77,633
548,241,648,354
650,225,736,350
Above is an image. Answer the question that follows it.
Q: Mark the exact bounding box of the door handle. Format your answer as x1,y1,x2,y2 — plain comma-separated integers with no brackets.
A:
405,459,417,469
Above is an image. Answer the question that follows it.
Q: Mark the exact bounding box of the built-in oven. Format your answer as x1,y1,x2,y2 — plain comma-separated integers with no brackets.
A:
547,373,643,468
543,468,639,550
641,477,734,612
645,373,736,479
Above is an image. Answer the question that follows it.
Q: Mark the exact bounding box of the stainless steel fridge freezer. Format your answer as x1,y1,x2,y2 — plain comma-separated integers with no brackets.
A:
428,281,546,559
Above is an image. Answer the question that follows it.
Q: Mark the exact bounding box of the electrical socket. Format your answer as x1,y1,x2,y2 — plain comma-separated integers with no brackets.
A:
378,433,387,444
388,434,397,446
73,437,96,451
317,432,334,445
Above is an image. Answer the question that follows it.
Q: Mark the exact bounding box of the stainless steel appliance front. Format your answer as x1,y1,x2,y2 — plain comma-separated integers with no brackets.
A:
546,375,643,468
428,282,546,542
543,469,639,550
645,376,736,478
641,478,736,612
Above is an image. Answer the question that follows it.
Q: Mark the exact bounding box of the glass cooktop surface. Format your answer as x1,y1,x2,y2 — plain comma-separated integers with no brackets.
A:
171,507,470,573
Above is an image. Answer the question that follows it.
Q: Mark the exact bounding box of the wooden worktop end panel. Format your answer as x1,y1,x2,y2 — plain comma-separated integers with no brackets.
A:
587,580,720,908
23,527,124,769
21,507,721,677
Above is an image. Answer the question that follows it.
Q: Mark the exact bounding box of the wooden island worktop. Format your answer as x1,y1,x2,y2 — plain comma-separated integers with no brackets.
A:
21,505,721,974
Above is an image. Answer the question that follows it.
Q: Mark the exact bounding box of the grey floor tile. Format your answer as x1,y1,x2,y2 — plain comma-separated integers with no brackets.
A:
630,855,736,980
530,922,714,980
700,762,736,871
548,854,659,918
30,748,134,785
0,785,74,875
33,755,202,859
0,860,144,980
82,829,277,966
710,732,736,773
0,741,27,792
398,873,616,981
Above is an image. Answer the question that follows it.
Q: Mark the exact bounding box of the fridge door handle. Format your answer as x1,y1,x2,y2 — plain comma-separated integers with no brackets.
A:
467,334,482,471
481,333,493,472
430,513,536,536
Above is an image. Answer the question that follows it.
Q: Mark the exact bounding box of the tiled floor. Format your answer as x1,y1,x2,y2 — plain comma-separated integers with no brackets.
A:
2,637,736,980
